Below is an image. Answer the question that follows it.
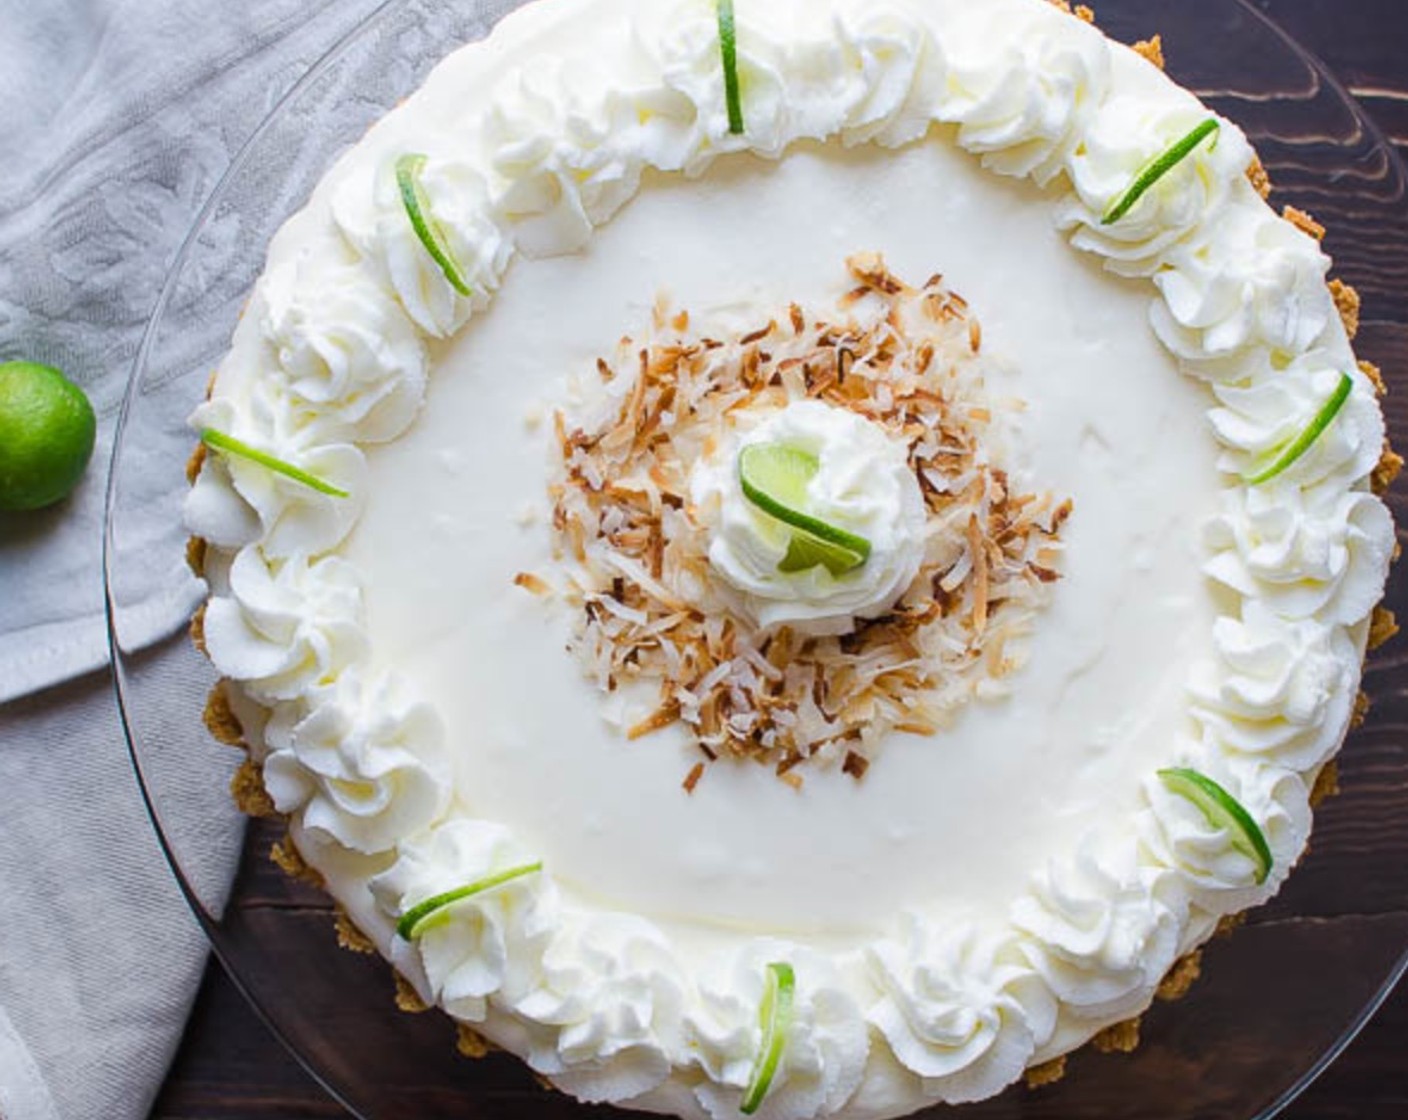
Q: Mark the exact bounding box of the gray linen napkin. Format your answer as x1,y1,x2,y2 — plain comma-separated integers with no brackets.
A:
1,0,374,704
0,2,381,1116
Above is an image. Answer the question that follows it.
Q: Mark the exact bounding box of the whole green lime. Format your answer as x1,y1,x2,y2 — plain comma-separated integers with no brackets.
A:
0,361,97,511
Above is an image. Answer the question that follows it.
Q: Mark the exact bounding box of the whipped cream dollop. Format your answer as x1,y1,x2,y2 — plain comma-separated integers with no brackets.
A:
1188,602,1360,771
259,258,430,444
188,392,368,557
1013,835,1184,1024
938,4,1109,186
1063,100,1255,278
689,944,869,1120
509,913,689,1104
1139,753,1311,915
1204,485,1395,625
690,401,927,632
868,918,1055,1105
1152,204,1332,360
333,156,511,339
370,820,555,1018
1209,355,1385,491
201,545,367,703
263,665,450,854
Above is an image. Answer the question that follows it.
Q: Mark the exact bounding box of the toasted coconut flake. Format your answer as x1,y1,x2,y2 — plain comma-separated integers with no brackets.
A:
968,514,990,635
548,256,1067,784
514,571,553,597
628,700,683,740
683,761,706,793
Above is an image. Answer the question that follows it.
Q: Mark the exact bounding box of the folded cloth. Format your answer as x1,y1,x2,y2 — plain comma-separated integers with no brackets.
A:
0,675,211,1120
0,1,382,1116
0,0,379,704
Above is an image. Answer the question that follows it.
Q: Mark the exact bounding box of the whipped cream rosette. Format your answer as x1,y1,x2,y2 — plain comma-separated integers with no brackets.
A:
185,0,1395,1117
690,401,929,632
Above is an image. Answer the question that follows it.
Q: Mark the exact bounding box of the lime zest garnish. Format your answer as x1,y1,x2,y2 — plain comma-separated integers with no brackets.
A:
1101,118,1221,226
200,428,348,498
395,861,545,941
1157,768,1273,885
1243,372,1354,486
738,442,872,577
741,961,796,1115
717,0,745,136
395,153,473,296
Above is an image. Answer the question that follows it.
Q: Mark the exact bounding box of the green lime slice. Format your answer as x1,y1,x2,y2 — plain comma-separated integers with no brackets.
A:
777,533,863,577
717,0,745,136
1243,372,1354,486
738,442,872,577
200,429,349,498
1157,768,1273,885
740,961,795,1115
0,360,96,511
1101,118,1221,226
395,153,473,296
396,861,544,941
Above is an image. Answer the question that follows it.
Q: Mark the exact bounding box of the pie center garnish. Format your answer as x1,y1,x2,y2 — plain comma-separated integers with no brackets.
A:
736,439,874,578
531,254,1071,788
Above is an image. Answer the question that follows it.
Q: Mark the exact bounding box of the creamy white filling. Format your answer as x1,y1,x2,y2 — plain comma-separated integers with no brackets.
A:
184,0,1394,1116
340,138,1221,950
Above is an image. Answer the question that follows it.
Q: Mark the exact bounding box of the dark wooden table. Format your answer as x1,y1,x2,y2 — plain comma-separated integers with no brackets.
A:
151,1,1408,1116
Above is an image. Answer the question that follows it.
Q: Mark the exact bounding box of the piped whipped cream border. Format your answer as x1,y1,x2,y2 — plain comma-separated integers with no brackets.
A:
184,0,1395,1116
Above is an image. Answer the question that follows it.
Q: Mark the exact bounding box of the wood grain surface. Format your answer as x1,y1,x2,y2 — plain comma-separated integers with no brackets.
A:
151,0,1408,1116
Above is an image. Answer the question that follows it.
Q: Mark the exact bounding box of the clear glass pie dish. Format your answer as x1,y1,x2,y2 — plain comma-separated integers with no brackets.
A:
106,0,1408,1116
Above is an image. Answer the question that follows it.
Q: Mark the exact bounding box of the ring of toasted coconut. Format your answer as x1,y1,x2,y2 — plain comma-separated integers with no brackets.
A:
532,255,1069,788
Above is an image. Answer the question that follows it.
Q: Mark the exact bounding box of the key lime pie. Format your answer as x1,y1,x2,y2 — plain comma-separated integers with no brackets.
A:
184,0,1398,1115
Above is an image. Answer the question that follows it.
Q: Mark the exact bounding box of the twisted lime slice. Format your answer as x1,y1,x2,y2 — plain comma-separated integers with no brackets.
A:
1102,118,1220,226
200,429,348,498
395,153,473,296
396,861,544,941
741,961,795,1115
1157,768,1272,885
1243,372,1354,486
738,443,871,577
717,0,744,135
